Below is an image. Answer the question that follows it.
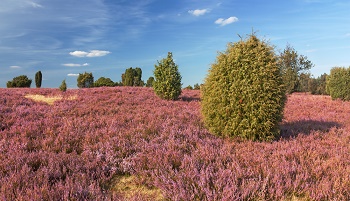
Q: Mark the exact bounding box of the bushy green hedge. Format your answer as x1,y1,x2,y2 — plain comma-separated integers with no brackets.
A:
327,67,350,101
201,35,286,141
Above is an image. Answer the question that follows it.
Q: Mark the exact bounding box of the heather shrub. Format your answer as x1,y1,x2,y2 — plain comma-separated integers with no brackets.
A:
326,67,350,101
201,35,286,141
153,52,182,100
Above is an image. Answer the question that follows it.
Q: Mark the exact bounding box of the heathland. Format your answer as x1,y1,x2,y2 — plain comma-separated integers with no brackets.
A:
0,87,349,200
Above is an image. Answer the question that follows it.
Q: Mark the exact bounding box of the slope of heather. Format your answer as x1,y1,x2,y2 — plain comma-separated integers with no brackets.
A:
0,87,349,200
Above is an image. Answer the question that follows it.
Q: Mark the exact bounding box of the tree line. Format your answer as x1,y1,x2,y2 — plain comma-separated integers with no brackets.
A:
4,44,347,100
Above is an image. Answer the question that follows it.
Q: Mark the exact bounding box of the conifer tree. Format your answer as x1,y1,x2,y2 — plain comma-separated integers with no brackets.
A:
153,52,182,100
201,35,286,141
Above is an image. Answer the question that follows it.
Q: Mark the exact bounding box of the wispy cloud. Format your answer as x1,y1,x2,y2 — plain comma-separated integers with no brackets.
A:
215,16,238,26
62,63,89,67
69,50,111,57
67,73,79,77
188,9,210,16
10,66,21,69
28,1,43,8
345,33,350,37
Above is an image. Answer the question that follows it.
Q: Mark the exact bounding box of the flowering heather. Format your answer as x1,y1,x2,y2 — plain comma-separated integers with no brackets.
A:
0,88,349,200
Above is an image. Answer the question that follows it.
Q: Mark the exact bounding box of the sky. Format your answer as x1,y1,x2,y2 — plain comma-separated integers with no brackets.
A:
1,0,350,88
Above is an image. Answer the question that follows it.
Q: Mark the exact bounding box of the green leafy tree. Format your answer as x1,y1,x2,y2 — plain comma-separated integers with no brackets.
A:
308,73,328,95
35,71,42,88
7,75,32,88
146,76,155,87
59,79,67,92
77,72,94,88
122,67,143,86
327,67,350,100
279,44,314,94
153,52,182,100
94,77,115,87
201,34,286,141
299,73,311,92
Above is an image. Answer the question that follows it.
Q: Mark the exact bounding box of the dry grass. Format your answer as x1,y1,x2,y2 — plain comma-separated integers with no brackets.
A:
112,175,164,201
24,94,77,105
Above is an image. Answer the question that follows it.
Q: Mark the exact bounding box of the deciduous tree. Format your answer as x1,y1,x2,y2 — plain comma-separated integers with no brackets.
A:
77,72,94,88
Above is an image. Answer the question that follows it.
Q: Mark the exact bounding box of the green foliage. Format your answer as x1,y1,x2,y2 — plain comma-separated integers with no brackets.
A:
59,79,67,92
77,72,94,88
308,73,328,95
94,77,115,87
327,67,350,100
7,75,32,88
184,85,193,90
153,52,182,100
122,67,144,86
279,44,313,94
193,83,201,90
35,71,42,88
146,76,155,87
201,35,286,141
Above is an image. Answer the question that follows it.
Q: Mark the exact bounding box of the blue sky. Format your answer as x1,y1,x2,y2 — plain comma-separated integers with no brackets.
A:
1,0,350,88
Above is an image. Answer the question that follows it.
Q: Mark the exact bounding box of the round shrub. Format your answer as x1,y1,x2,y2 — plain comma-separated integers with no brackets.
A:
201,35,286,141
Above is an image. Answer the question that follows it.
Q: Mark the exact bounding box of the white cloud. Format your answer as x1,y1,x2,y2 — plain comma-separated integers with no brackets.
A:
188,9,209,16
69,50,111,57
62,63,89,67
67,73,79,77
10,66,21,69
69,51,89,57
345,33,350,37
87,50,111,57
215,16,238,26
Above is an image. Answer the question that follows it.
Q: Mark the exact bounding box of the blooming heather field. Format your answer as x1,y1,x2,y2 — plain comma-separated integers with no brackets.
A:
0,87,350,200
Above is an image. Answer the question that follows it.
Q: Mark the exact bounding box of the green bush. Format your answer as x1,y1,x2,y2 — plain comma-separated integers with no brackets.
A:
201,35,286,141
153,52,182,100
59,79,67,92
7,75,32,88
327,67,350,100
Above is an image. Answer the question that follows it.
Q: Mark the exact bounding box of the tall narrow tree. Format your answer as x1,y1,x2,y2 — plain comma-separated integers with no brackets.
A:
35,71,42,88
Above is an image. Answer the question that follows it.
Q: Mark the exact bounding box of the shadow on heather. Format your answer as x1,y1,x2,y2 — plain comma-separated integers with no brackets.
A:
279,120,341,139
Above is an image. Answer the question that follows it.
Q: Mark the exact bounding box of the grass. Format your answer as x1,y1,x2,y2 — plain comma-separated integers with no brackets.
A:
24,94,77,105
111,175,164,200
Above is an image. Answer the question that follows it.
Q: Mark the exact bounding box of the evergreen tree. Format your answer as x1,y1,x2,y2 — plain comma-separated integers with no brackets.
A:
35,71,42,88
153,52,182,100
201,35,286,141
59,79,67,92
